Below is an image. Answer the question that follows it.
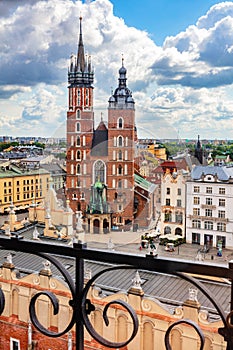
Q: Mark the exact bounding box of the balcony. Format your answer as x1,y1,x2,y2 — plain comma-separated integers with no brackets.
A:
0,236,232,349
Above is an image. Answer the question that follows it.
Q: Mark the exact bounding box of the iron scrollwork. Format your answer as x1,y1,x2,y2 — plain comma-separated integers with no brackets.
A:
29,252,77,337
81,265,139,348
165,319,205,350
176,271,233,349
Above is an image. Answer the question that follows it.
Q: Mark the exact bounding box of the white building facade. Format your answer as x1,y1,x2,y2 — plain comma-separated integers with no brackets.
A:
186,166,233,249
161,170,188,238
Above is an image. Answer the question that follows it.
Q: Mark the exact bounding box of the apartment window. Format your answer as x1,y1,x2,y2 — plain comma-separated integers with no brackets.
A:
166,198,170,206
177,199,182,207
219,199,225,207
204,221,213,230
206,187,212,194
9,181,12,186
193,197,200,205
194,186,200,193
193,208,200,216
177,188,181,195
10,338,20,350
219,187,225,194
166,188,170,195
17,195,20,201
206,198,212,205
217,222,226,232
205,209,212,217
16,181,20,186
175,212,183,223
192,220,201,229
218,210,225,218
164,211,172,222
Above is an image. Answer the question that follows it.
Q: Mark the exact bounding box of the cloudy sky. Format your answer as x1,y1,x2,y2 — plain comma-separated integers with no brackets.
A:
1,0,233,140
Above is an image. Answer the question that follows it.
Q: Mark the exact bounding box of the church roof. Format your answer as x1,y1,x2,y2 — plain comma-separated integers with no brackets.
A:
91,126,108,157
96,120,107,131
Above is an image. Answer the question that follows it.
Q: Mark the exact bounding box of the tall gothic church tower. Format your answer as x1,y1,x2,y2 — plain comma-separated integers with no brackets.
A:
66,17,94,213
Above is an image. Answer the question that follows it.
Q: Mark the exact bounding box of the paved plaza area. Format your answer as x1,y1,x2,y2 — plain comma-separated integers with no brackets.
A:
0,212,232,266
85,229,233,266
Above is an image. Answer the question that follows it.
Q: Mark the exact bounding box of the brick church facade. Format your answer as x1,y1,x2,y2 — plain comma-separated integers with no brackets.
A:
66,18,156,232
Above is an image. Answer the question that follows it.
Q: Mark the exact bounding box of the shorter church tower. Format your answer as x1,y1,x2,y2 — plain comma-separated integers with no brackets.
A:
107,60,136,227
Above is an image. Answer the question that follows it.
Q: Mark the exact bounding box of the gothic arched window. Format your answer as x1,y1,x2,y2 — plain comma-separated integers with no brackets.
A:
76,122,80,132
93,160,105,183
118,117,123,129
77,164,81,174
118,136,123,147
77,136,81,146
77,150,81,160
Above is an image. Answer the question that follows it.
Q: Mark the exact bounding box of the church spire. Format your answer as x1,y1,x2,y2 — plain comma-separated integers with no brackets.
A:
68,17,94,87
76,17,85,73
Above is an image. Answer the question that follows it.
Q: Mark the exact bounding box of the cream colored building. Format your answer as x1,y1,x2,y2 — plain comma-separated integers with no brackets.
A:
161,169,189,237
0,258,227,350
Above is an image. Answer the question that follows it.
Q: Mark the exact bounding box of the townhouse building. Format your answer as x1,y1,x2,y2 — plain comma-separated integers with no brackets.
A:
186,166,233,248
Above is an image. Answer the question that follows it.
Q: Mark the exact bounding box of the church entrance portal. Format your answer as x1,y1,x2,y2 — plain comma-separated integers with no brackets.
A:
93,219,100,234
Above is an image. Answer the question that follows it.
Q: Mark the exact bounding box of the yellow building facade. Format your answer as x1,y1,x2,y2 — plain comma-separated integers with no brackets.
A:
0,163,50,213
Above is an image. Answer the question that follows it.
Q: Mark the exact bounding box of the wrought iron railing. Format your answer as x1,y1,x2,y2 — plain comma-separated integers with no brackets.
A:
0,235,233,349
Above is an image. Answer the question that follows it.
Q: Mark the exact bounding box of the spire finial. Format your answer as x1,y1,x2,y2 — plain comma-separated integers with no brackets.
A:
121,53,124,67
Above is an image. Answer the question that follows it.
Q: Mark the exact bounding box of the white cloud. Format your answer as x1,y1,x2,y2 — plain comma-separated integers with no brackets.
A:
0,0,233,138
